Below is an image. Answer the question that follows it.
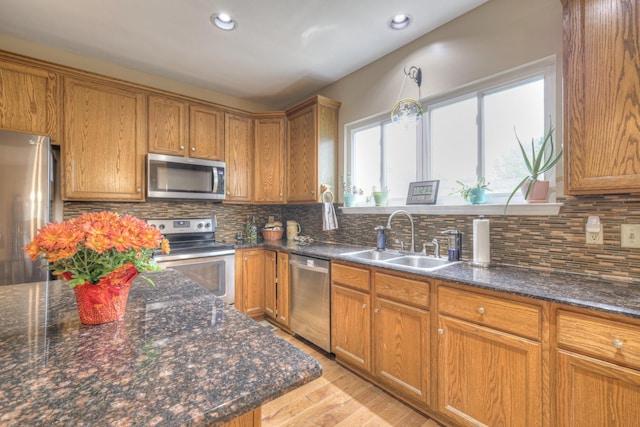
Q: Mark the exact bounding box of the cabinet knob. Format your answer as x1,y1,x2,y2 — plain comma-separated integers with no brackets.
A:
280,192,283,196
477,307,485,314
180,145,185,150
136,187,141,193
311,190,315,195
374,308,380,313
362,304,367,309
438,328,444,335
612,338,624,349
191,147,196,152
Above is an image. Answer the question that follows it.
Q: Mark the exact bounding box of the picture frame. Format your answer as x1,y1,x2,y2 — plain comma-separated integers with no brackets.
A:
406,180,439,205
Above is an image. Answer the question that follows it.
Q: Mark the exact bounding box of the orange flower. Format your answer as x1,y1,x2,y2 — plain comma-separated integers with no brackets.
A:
85,233,113,254
161,238,171,255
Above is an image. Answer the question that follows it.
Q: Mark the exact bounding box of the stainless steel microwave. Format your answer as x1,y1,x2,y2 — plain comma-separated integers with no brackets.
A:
147,153,226,200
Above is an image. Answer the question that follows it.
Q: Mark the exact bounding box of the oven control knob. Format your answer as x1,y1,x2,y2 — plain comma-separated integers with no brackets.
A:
205,222,211,228
158,224,165,230
197,223,203,229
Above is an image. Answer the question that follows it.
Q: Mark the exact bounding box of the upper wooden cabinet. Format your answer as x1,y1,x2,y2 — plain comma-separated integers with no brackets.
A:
225,112,254,202
62,76,146,201
147,95,224,161
0,59,58,142
254,113,286,203
563,0,640,194
286,95,340,202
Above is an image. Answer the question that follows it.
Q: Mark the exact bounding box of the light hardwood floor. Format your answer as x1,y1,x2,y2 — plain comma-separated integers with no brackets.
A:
262,330,442,427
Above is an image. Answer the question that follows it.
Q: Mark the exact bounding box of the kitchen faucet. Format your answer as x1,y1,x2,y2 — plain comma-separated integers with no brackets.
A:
386,210,415,253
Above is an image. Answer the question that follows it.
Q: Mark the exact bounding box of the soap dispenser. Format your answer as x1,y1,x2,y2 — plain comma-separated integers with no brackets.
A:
442,230,463,261
375,226,386,251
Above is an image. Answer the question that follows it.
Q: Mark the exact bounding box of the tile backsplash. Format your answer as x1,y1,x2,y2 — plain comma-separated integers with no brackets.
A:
65,193,640,282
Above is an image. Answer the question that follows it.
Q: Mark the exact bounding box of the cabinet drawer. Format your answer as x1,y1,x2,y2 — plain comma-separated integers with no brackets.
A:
557,310,640,370
438,286,541,340
332,263,370,291
374,272,429,309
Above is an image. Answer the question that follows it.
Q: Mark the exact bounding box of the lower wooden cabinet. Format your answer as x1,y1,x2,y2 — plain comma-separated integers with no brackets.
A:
331,283,371,372
554,307,640,426
264,250,290,327
235,248,265,320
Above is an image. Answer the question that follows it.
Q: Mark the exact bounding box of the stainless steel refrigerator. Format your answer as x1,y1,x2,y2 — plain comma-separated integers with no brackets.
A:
0,129,51,285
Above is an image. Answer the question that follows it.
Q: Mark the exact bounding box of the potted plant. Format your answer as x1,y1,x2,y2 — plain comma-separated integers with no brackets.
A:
372,186,389,206
451,177,491,204
342,175,363,207
505,120,563,213
24,211,170,324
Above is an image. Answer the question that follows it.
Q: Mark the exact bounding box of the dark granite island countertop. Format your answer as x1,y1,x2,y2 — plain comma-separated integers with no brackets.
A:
0,270,321,426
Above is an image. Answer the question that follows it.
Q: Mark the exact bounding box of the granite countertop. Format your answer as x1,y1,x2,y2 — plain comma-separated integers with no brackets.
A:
241,239,640,319
0,270,321,426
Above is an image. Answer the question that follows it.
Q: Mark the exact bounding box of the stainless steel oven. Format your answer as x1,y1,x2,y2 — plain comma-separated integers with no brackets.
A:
148,218,235,305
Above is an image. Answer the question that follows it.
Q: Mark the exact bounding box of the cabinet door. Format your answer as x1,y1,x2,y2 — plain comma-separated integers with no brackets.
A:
437,315,542,427
241,249,265,319
254,116,285,203
331,284,371,372
563,0,640,194
264,250,276,319
286,104,317,202
276,251,290,326
225,113,254,202
374,297,430,405
0,60,58,142
190,104,224,160
556,350,640,427
63,76,145,201
148,95,188,156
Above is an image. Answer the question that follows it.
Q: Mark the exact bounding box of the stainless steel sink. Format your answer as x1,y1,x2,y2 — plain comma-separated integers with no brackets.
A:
341,249,403,261
384,255,459,271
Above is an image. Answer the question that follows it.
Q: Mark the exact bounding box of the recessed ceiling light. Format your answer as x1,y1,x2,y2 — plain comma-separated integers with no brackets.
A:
211,12,237,31
388,14,412,30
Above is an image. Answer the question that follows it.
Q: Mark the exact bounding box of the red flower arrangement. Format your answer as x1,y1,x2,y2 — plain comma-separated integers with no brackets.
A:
24,211,170,288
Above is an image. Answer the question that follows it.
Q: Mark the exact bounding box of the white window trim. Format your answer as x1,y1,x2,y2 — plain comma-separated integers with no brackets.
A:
343,56,562,216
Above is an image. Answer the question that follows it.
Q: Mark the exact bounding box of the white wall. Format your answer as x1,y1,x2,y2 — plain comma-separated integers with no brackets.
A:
317,0,564,182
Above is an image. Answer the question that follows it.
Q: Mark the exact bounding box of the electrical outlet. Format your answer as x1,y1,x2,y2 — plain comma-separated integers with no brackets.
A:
586,225,603,245
268,216,275,223
621,224,640,248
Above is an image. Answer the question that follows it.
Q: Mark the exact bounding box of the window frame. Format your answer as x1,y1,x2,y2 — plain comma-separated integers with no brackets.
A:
344,56,559,214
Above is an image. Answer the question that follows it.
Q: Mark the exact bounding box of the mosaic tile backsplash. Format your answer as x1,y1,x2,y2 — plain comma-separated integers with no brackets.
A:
65,193,640,282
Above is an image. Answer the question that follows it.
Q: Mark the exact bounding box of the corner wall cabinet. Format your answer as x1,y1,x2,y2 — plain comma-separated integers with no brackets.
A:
286,95,340,203
225,112,254,203
562,0,640,193
62,76,146,201
0,59,58,143
254,113,286,203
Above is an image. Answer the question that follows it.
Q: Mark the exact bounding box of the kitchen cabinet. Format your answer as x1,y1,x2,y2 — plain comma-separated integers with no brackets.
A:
0,59,58,143
148,97,224,161
235,248,265,320
264,250,290,327
331,262,372,373
254,113,286,203
555,308,640,426
563,0,640,194
225,112,254,203
286,95,340,203
62,76,146,201
437,284,544,427
373,272,430,406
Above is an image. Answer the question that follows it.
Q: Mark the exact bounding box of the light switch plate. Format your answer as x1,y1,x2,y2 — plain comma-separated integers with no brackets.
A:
621,224,640,248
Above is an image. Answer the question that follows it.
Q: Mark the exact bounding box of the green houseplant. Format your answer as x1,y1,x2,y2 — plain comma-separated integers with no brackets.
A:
504,120,563,213
451,177,491,204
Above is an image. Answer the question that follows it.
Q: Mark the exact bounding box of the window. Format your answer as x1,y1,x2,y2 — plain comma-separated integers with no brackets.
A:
346,58,556,207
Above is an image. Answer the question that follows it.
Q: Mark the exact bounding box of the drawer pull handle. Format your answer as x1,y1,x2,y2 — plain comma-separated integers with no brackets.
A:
612,339,624,349
477,307,485,314
438,328,444,335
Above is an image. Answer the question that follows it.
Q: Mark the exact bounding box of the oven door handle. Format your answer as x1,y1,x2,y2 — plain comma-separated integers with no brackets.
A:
155,249,235,262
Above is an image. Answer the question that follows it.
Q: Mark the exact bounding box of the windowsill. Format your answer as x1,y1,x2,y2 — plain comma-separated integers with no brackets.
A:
339,202,562,216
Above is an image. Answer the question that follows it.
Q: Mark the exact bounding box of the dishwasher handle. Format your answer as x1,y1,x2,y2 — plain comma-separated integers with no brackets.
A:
289,259,329,274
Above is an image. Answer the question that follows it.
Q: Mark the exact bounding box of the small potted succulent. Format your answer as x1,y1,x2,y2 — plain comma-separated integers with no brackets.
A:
505,120,563,213
452,177,491,204
342,175,363,207
372,186,389,206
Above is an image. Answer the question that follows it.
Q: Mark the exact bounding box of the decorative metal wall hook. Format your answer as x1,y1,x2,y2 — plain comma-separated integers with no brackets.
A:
404,66,422,88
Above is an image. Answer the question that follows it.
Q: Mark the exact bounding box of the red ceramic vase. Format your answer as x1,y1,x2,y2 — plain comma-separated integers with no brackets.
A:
70,264,139,325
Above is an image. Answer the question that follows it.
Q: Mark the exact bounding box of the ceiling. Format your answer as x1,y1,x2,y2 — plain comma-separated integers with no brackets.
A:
0,0,487,109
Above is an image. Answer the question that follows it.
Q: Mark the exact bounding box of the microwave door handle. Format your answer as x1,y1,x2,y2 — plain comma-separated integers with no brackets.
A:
212,167,219,193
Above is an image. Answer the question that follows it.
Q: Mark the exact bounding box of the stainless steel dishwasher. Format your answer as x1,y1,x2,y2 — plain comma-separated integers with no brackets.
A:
289,254,331,352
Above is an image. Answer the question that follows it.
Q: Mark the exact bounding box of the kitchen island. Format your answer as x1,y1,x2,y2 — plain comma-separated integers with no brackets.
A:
0,270,322,426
